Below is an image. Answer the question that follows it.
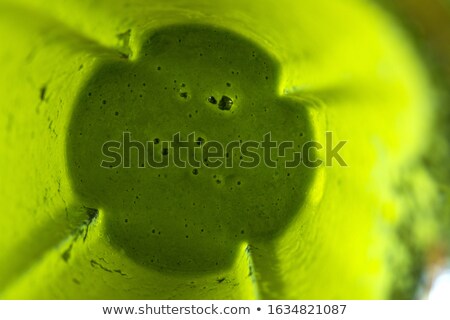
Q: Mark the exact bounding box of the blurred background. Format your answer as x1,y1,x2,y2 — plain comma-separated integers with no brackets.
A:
381,0,450,299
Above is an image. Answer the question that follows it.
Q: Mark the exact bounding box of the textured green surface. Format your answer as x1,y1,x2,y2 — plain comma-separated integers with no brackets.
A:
68,25,316,271
0,0,439,299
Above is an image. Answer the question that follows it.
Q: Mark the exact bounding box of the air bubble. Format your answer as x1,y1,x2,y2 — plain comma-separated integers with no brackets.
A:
218,96,233,111
197,137,205,146
208,96,217,104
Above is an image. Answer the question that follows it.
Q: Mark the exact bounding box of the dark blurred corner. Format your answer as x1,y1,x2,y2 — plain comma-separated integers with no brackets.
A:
386,0,450,75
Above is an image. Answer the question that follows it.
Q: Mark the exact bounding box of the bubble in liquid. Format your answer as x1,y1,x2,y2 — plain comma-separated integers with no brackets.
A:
218,96,233,111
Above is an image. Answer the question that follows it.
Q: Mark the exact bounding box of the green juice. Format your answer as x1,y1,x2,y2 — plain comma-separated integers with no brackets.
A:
0,0,438,299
